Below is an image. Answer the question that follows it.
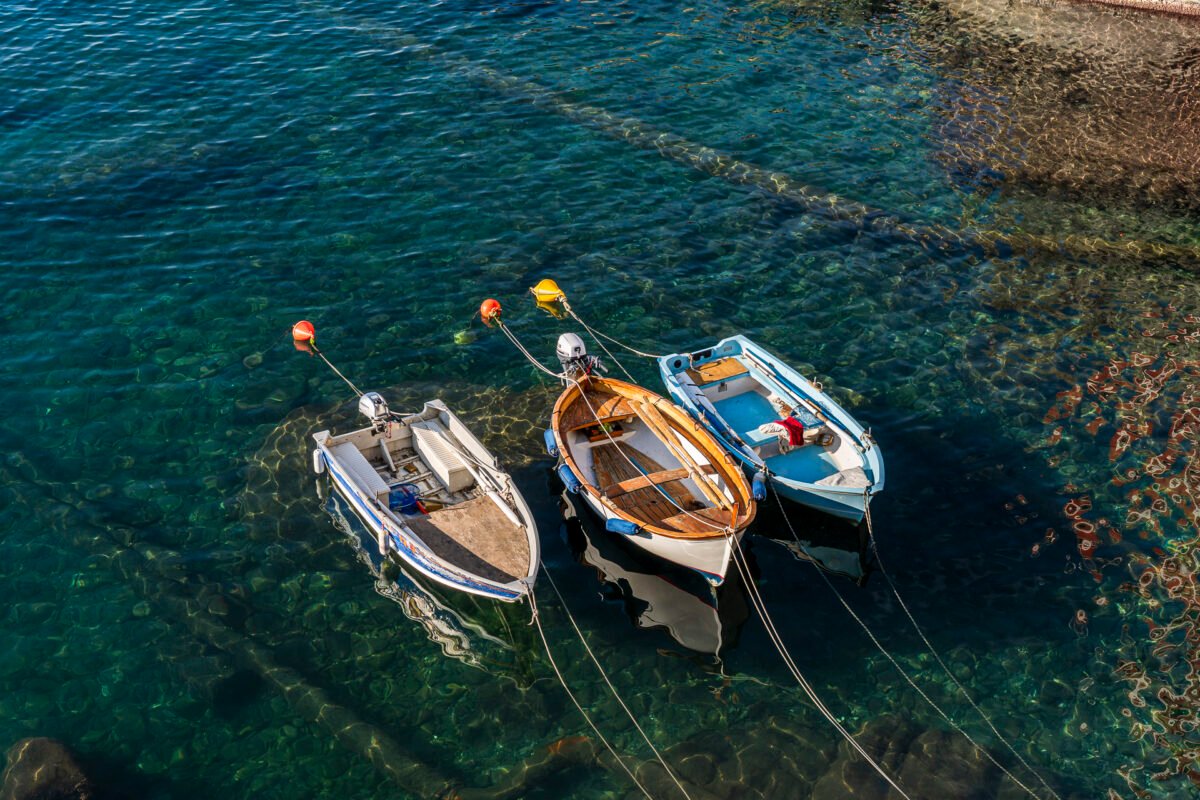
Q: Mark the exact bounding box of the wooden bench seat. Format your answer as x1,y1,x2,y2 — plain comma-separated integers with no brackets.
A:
560,388,636,432
603,464,718,499
592,443,702,525
686,357,749,386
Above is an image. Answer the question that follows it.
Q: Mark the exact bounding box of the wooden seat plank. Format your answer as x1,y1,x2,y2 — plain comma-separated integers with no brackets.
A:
685,357,749,386
604,464,718,498
561,388,636,432
604,468,690,498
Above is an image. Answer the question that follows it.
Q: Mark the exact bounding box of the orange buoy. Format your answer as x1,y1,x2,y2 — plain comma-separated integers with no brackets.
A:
292,320,316,344
480,299,502,326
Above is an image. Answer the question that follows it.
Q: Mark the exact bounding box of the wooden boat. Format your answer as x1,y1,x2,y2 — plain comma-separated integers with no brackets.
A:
658,335,884,523
547,341,756,584
312,394,539,602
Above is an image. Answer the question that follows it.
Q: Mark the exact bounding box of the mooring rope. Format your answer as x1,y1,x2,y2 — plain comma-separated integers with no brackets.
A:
724,530,915,799
496,318,734,533
858,499,1063,800
772,485,1058,800
312,344,365,398
527,591,655,799
496,318,909,795
542,565,694,800
562,299,665,364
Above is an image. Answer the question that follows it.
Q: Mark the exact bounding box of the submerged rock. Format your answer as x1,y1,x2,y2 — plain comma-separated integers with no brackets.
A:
0,738,93,800
809,715,1049,800
918,0,1200,212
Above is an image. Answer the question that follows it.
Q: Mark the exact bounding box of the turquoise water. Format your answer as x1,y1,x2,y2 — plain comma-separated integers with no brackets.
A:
4,0,1200,797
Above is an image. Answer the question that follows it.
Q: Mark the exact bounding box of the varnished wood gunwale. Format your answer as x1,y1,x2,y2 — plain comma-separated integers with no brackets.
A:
552,377,756,539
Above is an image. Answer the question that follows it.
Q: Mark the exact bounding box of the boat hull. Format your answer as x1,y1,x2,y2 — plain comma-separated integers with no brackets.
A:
320,449,526,602
549,377,755,586
564,476,739,584
314,401,537,603
659,335,883,525
771,475,867,521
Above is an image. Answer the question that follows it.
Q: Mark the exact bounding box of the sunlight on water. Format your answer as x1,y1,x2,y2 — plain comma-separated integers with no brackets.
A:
1,0,1199,797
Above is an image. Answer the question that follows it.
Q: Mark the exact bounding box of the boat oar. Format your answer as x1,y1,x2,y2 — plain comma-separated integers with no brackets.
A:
635,400,730,511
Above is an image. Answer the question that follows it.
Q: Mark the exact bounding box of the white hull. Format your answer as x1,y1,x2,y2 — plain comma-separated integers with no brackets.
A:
314,400,538,603
572,484,740,584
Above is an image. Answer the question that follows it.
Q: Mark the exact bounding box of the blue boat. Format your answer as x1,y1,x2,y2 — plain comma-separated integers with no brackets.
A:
658,335,883,523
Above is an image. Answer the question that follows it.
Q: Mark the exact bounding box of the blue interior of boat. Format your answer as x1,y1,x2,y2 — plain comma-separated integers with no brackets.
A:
712,391,839,482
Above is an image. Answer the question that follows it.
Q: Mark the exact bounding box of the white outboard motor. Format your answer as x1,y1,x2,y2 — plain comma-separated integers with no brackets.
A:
358,391,390,432
556,333,587,368
556,333,604,381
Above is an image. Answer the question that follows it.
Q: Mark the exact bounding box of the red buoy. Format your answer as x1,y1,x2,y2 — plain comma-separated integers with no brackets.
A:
292,320,316,343
480,299,502,326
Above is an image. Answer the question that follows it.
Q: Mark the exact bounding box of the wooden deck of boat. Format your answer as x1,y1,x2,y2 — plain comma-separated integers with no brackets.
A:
593,442,709,529
560,386,636,431
405,496,530,584
686,357,748,386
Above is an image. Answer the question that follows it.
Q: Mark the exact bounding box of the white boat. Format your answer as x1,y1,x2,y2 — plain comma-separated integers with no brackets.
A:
546,335,756,585
659,335,884,522
312,394,539,603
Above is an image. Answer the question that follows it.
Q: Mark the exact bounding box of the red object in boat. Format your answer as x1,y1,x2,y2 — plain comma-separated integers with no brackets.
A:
777,416,806,446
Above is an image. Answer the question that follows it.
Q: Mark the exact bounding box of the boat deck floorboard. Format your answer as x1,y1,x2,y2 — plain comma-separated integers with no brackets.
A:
592,443,705,528
406,496,529,584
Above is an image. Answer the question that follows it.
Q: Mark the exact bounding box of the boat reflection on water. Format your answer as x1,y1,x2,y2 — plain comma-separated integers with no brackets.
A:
558,489,752,662
323,488,530,675
752,498,875,586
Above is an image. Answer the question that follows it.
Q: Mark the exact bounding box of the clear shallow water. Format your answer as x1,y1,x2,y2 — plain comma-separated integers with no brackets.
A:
3,0,1200,797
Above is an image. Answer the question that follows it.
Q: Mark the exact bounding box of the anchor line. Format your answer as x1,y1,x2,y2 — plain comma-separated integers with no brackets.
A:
723,529,915,799
496,318,912,795
542,564,694,800
858,498,1063,800
312,344,365,398
527,591,655,799
561,298,664,365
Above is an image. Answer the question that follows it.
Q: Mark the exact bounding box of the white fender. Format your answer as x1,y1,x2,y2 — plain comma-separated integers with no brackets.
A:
312,449,325,475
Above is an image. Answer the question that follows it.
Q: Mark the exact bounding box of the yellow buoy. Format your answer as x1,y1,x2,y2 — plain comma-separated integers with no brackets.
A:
529,278,566,305
534,298,568,319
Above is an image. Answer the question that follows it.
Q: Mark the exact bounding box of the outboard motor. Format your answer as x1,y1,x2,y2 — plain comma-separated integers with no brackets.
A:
556,333,605,383
358,391,390,433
